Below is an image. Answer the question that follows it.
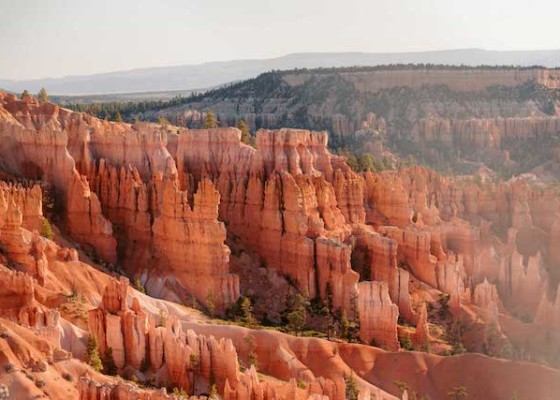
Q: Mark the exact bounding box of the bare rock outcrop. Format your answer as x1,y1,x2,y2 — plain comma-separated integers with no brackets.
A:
412,302,430,349
88,278,341,399
0,267,61,348
78,376,173,400
357,281,399,350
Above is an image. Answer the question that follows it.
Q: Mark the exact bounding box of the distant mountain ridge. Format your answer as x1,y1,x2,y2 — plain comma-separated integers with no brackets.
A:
3,48,560,95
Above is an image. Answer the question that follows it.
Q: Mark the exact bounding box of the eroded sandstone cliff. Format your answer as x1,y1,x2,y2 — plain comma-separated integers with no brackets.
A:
1,91,560,399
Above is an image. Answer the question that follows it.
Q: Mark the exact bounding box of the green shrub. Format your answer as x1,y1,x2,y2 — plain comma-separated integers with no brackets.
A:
286,294,309,336
447,385,468,399
85,335,103,372
399,334,414,350
40,218,54,240
102,347,117,376
134,277,146,294
204,110,218,128
344,373,360,400
225,296,256,327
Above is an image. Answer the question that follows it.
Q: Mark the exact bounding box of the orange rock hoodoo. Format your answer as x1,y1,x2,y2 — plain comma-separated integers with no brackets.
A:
1,91,560,399
2,91,560,350
88,277,343,399
0,92,239,311
173,128,361,312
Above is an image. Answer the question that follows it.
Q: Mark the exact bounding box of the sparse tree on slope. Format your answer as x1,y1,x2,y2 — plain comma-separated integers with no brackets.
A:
448,385,468,400
286,293,309,336
40,218,54,240
240,296,255,327
37,88,48,103
85,335,103,372
344,373,360,400
204,110,218,128
158,115,170,127
237,119,253,145
102,347,117,376
188,353,199,396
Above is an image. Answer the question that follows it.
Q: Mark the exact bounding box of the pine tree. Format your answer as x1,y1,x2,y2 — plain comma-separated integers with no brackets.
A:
346,154,359,172
357,153,378,172
134,277,146,294
157,115,170,127
240,296,255,326
447,385,468,399
188,354,199,396
37,88,48,103
102,347,117,376
286,293,309,336
21,90,30,100
206,292,217,317
114,111,123,123
85,335,103,372
204,110,218,128
244,336,258,369
237,120,252,145
40,218,54,240
382,156,393,170
399,333,413,350
344,373,360,400
350,291,359,321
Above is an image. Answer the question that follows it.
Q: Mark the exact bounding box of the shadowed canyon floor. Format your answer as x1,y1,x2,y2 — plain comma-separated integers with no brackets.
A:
0,90,559,399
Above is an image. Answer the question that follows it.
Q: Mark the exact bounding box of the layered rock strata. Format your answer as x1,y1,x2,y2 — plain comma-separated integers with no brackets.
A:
88,278,342,399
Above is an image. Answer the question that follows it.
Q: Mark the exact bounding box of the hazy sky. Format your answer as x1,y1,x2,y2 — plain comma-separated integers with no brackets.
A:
1,0,559,80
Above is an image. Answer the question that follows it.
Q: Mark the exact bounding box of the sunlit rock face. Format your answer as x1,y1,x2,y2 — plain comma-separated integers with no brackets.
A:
87,277,347,399
1,91,560,400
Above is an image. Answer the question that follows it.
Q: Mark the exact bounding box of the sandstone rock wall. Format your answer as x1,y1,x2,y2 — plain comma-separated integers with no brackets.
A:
2,91,560,367
78,377,174,400
88,278,341,399
86,160,239,309
0,92,118,263
413,116,560,149
174,128,361,313
0,267,61,348
357,281,399,350
0,93,237,309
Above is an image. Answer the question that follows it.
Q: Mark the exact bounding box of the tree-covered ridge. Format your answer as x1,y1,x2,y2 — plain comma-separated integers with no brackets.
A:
54,65,560,178
274,62,560,75
57,63,559,121
59,95,189,122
